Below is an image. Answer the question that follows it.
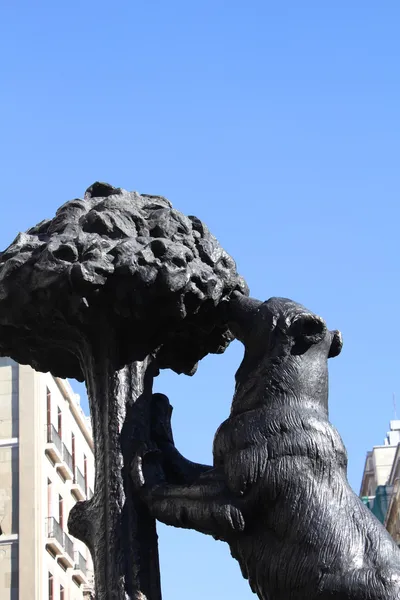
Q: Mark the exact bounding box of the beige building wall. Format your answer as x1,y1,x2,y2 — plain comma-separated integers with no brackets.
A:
372,446,397,487
360,445,398,501
385,445,400,545
360,421,400,500
0,357,94,600
0,360,19,600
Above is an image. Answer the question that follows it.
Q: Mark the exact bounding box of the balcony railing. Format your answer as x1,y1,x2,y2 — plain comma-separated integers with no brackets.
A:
62,444,74,474
46,517,64,548
46,517,76,565
46,424,62,455
75,466,86,494
64,532,74,560
74,551,87,576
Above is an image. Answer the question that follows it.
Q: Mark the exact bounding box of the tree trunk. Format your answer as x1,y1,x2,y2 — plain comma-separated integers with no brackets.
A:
68,351,162,600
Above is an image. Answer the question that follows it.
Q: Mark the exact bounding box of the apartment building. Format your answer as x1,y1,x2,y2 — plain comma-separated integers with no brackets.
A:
360,420,400,527
0,357,94,600
384,443,400,544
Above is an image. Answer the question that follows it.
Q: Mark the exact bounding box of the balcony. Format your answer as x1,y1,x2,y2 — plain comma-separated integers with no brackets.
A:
82,570,94,597
71,466,87,501
73,551,88,584
46,517,77,566
57,444,74,481
46,517,64,556
59,532,75,569
45,425,63,464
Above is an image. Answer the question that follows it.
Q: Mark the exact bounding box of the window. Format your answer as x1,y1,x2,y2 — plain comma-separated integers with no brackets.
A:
57,407,62,439
59,495,63,529
71,433,76,473
47,479,52,518
60,585,65,600
48,573,53,600
46,388,51,440
84,454,88,495
46,388,51,423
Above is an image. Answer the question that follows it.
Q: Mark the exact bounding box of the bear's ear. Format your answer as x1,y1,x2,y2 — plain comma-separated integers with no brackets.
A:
289,313,327,353
289,313,326,340
328,330,343,358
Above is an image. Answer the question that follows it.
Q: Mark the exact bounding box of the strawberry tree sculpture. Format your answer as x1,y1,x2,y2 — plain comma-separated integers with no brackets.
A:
0,182,248,600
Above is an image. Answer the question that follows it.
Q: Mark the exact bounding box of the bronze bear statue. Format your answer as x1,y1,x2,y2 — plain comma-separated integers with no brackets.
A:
132,295,400,599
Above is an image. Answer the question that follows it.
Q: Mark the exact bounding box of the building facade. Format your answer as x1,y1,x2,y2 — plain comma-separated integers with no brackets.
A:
384,443,400,545
360,420,400,533
0,357,94,600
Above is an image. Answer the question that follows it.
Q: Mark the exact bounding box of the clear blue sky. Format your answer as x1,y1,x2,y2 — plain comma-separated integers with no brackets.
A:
1,2,400,598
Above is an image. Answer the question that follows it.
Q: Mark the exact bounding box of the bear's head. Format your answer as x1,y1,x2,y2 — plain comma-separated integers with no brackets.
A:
225,294,342,408
226,293,342,362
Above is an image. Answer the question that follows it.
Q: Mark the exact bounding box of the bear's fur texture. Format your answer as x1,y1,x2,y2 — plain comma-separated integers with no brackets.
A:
132,295,400,599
